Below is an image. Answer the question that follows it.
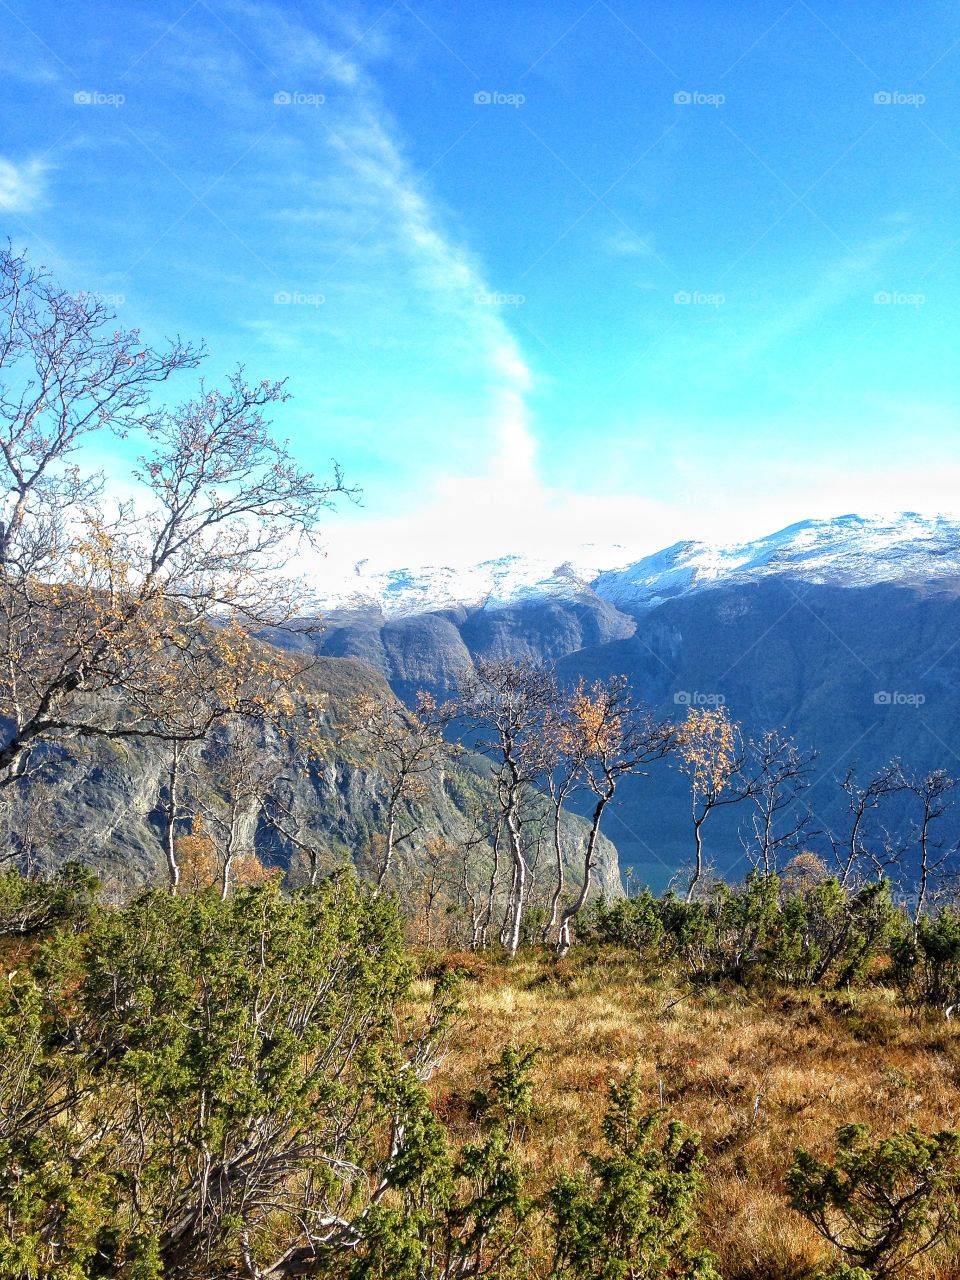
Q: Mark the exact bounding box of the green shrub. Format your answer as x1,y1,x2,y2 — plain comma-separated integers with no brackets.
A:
592,875,897,989
892,909,960,1014
788,1123,960,1278
0,861,98,936
589,889,666,956
549,1069,718,1279
0,873,422,1278
347,1045,536,1279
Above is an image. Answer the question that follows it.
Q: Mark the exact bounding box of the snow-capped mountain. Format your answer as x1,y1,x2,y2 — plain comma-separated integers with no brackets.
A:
317,553,604,616
318,513,960,618
593,512,960,611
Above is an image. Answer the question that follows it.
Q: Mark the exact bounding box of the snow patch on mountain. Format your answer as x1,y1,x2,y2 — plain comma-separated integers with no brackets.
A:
319,554,602,617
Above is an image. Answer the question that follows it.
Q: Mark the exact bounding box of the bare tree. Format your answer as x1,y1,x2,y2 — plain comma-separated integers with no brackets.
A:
408,834,461,946
192,723,284,899
0,247,349,788
0,243,201,574
453,845,499,951
676,706,753,902
462,801,505,950
554,677,674,956
154,642,325,893
160,739,195,894
541,702,586,945
743,729,819,879
0,763,74,873
896,765,956,931
829,762,903,889
451,799,506,951
457,658,556,956
260,757,333,889
341,690,454,891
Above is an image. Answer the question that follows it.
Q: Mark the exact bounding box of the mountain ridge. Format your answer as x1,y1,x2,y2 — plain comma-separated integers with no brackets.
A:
315,512,960,619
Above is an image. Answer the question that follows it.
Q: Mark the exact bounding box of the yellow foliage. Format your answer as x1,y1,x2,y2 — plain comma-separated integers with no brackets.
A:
781,850,831,897
677,707,737,798
175,813,277,895
175,815,219,893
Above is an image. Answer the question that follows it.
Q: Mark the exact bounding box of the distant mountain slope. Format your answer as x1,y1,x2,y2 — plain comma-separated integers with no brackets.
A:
557,576,960,888
306,598,636,704
308,514,960,889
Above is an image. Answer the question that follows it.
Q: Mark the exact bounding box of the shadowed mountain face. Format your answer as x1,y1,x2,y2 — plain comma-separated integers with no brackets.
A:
556,578,960,888
309,595,636,704
309,517,960,890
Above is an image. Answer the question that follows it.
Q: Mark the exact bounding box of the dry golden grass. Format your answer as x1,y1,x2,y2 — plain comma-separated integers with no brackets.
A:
425,947,960,1279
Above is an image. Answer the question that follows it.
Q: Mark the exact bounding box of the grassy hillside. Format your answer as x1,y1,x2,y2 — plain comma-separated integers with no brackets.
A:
425,947,960,1279
4,866,960,1278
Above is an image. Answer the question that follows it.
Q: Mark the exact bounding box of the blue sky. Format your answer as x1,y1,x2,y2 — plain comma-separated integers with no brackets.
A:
2,0,960,578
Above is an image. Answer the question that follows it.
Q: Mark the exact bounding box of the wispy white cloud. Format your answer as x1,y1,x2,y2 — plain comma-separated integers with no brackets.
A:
216,0,545,541
318,103,539,470
0,156,50,213
604,227,658,257
224,9,956,579
67,1,953,583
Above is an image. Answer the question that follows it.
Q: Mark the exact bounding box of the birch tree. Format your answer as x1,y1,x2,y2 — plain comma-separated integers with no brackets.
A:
830,762,903,889
341,690,454,891
457,658,556,956
542,702,586,946
0,246,349,789
897,766,956,931
743,729,818,879
676,707,752,902
554,677,674,956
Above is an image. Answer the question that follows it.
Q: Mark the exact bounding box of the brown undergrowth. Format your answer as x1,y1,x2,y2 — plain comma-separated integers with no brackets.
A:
421,947,960,1279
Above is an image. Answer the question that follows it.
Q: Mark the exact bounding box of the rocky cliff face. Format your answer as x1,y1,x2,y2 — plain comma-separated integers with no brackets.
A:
12,656,622,904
